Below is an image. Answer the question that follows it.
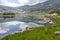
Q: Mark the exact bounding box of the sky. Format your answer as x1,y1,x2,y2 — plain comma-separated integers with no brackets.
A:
0,0,48,7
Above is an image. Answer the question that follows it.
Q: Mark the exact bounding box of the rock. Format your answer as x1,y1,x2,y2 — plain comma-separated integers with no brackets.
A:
54,31,60,35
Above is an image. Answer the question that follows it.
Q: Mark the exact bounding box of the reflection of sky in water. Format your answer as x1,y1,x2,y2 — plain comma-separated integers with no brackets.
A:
0,22,20,37
0,21,40,37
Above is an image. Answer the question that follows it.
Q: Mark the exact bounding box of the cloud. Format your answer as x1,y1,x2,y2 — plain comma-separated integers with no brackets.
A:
4,21,25,25
2,3,19,7
0,0,19,7
0,27,9,34
0,0,48,7
0,0,29,7
39,0,48,3
18,0,29,4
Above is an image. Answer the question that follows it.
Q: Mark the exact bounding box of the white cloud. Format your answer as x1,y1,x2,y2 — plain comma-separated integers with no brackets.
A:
4,21,25,25
0,0,19,7
2,3,19,7
0,0,29,7
18,0,29,4
0,27,9,33
39,0,48,3
0,0,48,7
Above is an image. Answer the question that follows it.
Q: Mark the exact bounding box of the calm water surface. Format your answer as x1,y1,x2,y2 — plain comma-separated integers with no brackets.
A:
0,21,40,37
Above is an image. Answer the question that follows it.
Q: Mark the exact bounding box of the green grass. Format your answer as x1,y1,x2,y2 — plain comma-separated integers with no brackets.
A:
1,17,60,40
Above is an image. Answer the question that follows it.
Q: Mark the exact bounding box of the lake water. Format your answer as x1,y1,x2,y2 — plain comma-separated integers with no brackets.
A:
0,21,42,37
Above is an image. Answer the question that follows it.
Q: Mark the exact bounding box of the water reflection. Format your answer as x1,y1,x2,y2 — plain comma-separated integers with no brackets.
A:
0,21,40,37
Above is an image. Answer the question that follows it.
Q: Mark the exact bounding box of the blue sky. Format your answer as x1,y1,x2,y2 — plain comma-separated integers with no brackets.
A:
0,0,48,7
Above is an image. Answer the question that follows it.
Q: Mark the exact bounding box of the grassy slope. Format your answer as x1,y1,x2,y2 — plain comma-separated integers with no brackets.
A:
1,17,60,40
26,11,48,15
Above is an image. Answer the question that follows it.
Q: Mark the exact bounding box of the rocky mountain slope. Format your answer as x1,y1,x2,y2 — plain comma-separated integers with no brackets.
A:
0,0,60,12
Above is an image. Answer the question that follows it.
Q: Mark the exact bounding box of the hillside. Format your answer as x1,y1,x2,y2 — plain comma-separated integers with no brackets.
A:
0,0,60,12
0,5,21,13
1,17,60,40
18,0,60,11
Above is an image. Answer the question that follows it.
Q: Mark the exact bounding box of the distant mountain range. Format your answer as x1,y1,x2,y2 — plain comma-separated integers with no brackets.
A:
0,5,21,13
0,0,60,12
